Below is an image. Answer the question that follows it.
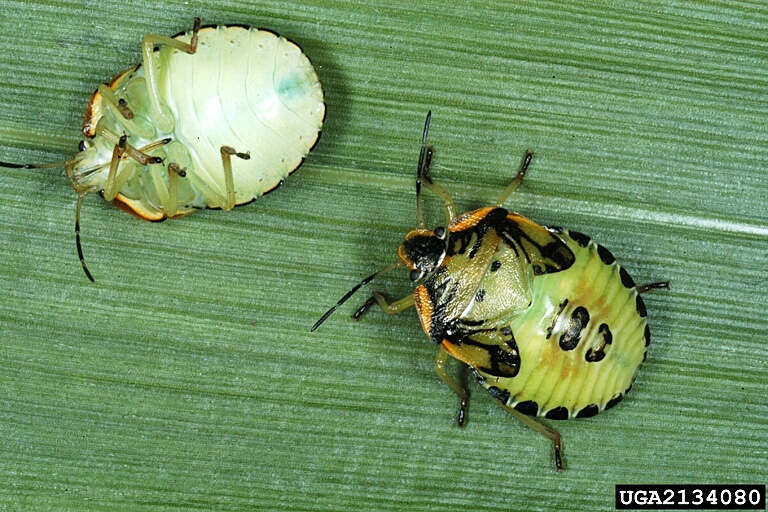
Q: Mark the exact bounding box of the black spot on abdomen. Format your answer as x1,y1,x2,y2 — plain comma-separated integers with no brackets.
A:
619,266,635,288
605,393,624,410
545,406,569,420
569,230,591,247
644,324,651,346
490,260,501,272
559,306,590,351
546,298,569,339
586,323,613,362
514,400,539,416
597,244,615,265
576,404,599,418
636,294,647,317
487,386,511,405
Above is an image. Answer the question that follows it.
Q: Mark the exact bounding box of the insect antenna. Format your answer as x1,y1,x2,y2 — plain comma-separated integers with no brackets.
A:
75,194,95,282
1,156,96,281
0,160,68,170
311,262,400,332
415,110,431,228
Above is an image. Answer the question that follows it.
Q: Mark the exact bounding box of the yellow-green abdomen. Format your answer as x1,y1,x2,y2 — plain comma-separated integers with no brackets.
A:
476,229,650,420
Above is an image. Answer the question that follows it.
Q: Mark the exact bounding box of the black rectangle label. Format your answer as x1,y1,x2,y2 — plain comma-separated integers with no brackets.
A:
615,484,765,510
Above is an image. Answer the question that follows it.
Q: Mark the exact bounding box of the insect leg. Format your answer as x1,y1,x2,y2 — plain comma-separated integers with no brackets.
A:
95,126,164,166
220,146,251,210
434,349,470,427
103,135,127,201
352,292,414,320
637,281,670,294
137,138,173,153
495,400,565,470
141,17,201,131
495,150,534,206
101,135,167,202
163,163,187,217
96,84,153,138
97,85,134,119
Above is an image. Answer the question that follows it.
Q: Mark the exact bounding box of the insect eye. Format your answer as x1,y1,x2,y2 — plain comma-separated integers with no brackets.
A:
434,226,446,239
409,269,424,281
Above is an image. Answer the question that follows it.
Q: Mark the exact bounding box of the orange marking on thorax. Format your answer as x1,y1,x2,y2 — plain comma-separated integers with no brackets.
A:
440,339,461,360
397,244,414,269
449,207,494,232
413,285,433,335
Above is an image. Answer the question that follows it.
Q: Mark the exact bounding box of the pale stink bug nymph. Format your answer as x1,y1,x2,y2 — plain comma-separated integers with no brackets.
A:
313,112,668,470
0,18,325,281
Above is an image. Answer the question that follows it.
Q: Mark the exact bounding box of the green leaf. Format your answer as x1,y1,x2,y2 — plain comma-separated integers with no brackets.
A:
0,1,765,510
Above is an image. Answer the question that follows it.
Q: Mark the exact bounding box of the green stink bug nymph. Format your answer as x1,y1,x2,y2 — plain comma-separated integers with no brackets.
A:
1,18,325,281
313,112,668,470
